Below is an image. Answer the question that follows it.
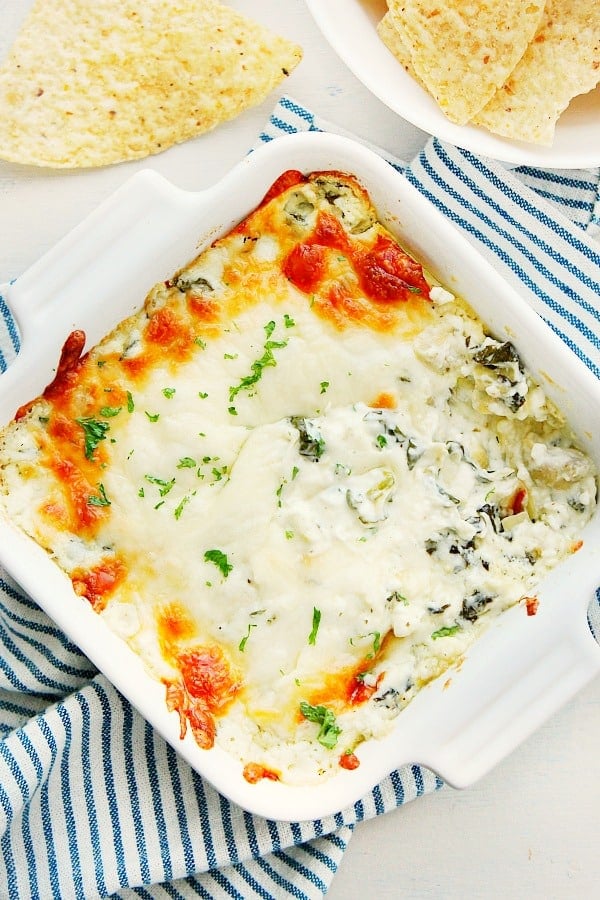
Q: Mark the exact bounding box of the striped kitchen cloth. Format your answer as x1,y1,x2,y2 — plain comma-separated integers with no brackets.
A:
0,95,599,898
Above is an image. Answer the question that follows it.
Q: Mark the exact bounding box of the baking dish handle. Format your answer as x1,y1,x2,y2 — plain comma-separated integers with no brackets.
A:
3,169,204,339
408,592,600,788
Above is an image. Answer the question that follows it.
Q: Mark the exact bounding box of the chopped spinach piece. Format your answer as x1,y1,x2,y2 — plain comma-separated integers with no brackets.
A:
373,688,402,711
473,340,522,370
290,416,326,460
473,339,526,412
476,503,503,533
461,591,495,622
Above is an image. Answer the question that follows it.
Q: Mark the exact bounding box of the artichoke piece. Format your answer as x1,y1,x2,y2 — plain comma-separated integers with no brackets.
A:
283,191,316,226
346,469,396,525
174,274,214,294
529,442,595,487
312,175,375,234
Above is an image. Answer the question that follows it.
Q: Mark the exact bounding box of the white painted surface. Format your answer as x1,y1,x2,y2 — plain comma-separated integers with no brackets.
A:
1,2,599,896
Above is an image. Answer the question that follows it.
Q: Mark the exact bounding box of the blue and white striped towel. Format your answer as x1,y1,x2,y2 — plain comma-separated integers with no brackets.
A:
1,95,599,898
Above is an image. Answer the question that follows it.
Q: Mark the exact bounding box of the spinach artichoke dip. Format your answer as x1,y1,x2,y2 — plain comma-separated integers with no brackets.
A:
0,170,595,785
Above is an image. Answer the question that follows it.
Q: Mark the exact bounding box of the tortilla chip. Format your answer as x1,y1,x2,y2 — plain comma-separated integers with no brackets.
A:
386,0,546,125
0,0,302,168
474,0,600,145
377,12,424,85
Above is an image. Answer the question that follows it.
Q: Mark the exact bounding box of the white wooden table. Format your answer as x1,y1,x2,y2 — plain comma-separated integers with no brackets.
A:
1,3,599,897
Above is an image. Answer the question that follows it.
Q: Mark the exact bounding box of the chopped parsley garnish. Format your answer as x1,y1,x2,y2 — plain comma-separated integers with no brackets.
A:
276,483,284,507
198,391,208,399
350,631,382,657
144,474,175,496
177,457,197,469
229,320,288,403
145,411,160,423
99,405,122,418
238,623,256,652
368,631,381,657
291,465,299,480
308,607,321,645
87,483,111,507
228,406,238,416
299,702,341,750
204,548,233,578
376,434,388,448
126,391,135,413
319,381,329,394
431,624,461,640
283,313,295,328
138,487,145,498
285,530,294,540
162,387,176,399
76,417,110,461
224,352,238,360
174,495,191,520
195,337,207,350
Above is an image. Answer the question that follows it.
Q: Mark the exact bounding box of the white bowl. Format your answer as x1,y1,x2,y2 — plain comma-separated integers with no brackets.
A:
1,131,599,821
305,0,600,169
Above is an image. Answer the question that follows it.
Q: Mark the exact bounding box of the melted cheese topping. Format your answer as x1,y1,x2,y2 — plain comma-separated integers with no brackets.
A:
0,171,596,784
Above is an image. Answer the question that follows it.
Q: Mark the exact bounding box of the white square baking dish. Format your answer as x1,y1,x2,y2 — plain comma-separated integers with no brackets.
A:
1,131,599,822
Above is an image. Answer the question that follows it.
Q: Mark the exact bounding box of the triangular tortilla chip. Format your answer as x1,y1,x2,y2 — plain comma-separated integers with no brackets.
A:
377,12,424,86
386,0,546,125
474,0,600,145
0,0,302,168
